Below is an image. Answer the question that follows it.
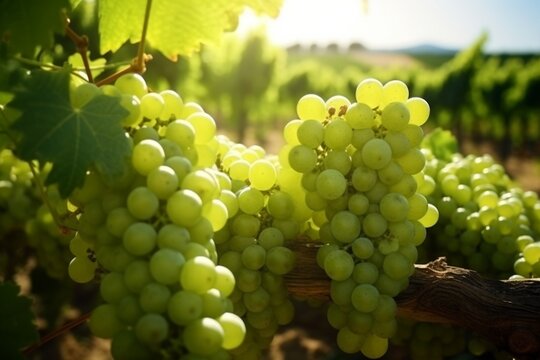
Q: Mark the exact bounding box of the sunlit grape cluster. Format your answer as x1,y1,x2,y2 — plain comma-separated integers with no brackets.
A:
420,136,540,279
67,73,301,359
280,78,437,358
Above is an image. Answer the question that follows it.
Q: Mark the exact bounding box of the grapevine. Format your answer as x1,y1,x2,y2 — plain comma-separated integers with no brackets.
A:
0,1,539,360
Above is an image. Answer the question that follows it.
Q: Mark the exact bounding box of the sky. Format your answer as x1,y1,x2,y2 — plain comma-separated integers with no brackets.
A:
236,0,540,53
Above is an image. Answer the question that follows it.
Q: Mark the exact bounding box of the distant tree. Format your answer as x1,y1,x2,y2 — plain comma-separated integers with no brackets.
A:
326,42,340,53
309,43,320,53
348,42,366,52
286,43,303,53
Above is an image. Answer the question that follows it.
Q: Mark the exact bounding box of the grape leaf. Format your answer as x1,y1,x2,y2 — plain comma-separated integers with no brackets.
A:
0,0,70,55
98,0,283,60
0,282,39,360
9,68,130,197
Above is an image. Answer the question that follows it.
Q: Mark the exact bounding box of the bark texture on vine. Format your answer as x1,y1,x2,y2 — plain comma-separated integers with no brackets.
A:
284,241,540,360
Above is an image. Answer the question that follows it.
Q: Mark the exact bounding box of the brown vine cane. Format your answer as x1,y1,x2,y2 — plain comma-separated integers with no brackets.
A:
284,240,540,360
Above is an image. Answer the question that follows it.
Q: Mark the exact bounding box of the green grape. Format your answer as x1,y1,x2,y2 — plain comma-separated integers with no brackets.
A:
324,249,354,281
288,145,317,173
202,199,228,231
165,120,196,148
330,278,356,306
351,166,377,192
337,326,363,354
229,159,251,181
167,189,203,227
379,192,410,222
186,112,216,144
127,186,159,220
384,131,411,158
132,139,165,176
355,78,383,109
248,159,277,191
71,82,101,108
362,213,388,238
324,150,352,175
351,283,379,312
402,124,424,147
89,304,124,339
353,262,379,284
324,118,353,150
378,161,404,186
149,248,185,285
267,191,294,219
381,102,410,131
180,256,216,294
345,102,376,129
383,252,412,280
406,97,430,126
218,312,246,350
139,282,171,313
179,101,204,118
418,204,439,228
114,295,142,326
181,169,220,203
183,318,224,355
297,94,327,121
135,313,168,345
146,165,179,199
140,92,164,120
297,119,324,148
68,256,96,283
361,333,389,359
352,237,375,259
330,211,362,243
348,310,373,334
100,272,130,303
362,139,392,170
213,265,236,297
265,246,295,275
119,94,142,127
396,148,426,175
114,73,148,98
168,290,203,325
159,89,183,120
381,80,409,107
123,222,157,256
523,242,540,265
241,244,266,270
237,187,265,215
316,169,347,200
351,128,375,150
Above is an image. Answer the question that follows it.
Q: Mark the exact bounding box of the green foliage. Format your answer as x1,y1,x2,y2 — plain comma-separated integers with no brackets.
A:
0,0,70,56
9,67,129,197
421,128,458,163
0,282,39,359
98,0,283,59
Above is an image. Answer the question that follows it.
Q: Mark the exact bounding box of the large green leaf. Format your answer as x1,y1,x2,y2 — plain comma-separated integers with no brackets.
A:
0,282,39,360
0,0,70,55
99,0,283,59
9,68,130,197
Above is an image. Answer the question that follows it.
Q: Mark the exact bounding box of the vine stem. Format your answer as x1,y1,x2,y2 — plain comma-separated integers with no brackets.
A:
95,0,154,86
22,312,92,356
26,162,65,230
64,20,94,83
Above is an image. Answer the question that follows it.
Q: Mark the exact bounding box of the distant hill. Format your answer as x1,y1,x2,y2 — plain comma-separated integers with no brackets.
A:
377,44,458,55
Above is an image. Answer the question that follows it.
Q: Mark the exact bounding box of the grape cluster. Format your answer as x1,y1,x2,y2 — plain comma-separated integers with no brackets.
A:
420,141,540,279
0,148,73,279
280,78,437,358
68,74,249,359
391,130,540,360
68,73,300,359
213,138,298,359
